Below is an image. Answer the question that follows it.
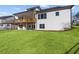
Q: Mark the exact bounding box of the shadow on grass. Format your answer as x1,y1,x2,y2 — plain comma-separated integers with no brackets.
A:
65,43,79,54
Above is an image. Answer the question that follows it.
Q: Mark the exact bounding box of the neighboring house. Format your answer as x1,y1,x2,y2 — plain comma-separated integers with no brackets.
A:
72,16,77,25
14,5,74,31
72,12,79,25
0,16,15,30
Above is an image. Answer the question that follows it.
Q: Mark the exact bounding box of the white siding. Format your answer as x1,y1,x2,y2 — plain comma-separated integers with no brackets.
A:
0,17,14,30
35,9,71,30
0,20,2,23
1,17,14,23
0,24,12,30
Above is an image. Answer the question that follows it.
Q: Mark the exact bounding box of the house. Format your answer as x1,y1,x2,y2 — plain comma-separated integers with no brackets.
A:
13,5,74,31
0,16,15,30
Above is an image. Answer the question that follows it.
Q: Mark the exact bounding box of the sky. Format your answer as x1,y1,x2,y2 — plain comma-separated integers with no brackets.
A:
0,5,78,16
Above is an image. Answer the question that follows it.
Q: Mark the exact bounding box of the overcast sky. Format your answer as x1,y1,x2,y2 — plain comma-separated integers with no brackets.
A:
0,5,78,16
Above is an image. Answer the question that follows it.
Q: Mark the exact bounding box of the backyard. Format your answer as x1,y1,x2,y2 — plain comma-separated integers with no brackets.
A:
0,26,79,54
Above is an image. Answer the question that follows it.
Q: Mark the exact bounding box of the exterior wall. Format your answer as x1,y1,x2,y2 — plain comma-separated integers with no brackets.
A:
0,24,12,30
1,17,14,23
35,9,71,30
0,17,15,30
10,24,17,30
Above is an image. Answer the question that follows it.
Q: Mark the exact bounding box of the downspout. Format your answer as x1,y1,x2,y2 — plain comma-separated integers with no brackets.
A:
70,5,74,28
70,8,72,28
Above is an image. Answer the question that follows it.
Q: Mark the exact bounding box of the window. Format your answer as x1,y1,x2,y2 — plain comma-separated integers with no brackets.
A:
21,16,23,19
38,13,47,19
7,24,9,26
56,12,59,16
19,25,23,28
38,14,40,19
18,16,21,19
43,13,47,19
19,16,23,19
32,25,35,29
41,14,44,19
0,24,3,26
39,24,45,29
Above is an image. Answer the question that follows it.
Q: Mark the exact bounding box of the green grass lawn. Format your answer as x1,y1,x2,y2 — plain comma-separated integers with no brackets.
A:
0,26,79,54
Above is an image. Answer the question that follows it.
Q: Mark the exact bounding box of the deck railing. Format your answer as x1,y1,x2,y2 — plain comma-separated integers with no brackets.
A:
15,18,36,23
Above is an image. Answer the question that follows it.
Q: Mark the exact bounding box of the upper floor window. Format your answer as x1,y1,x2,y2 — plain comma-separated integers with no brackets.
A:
38,13,47,19
38,14,40,19
21,16,23,19
56,12,59,16
18,16,23,20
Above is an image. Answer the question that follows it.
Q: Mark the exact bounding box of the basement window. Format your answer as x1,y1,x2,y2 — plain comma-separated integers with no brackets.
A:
39,24,45,29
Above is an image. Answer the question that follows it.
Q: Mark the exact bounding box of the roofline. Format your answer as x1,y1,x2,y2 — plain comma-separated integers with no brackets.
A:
0,15,13,19
43,5,74,11
13,11,28,15
36,5,74,13
13,5,74,15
